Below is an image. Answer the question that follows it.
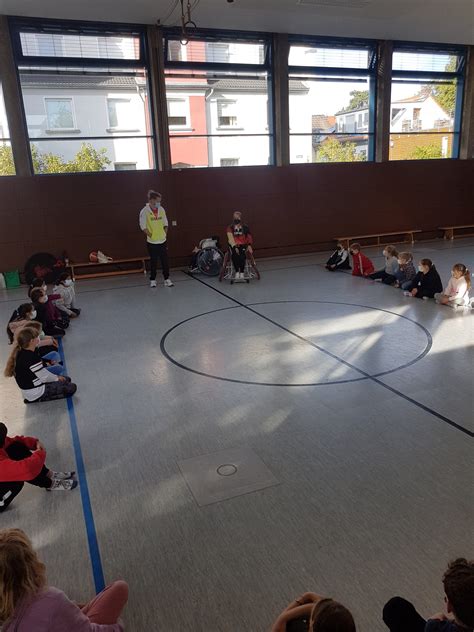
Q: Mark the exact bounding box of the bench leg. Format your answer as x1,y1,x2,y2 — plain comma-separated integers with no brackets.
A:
407,232,414,244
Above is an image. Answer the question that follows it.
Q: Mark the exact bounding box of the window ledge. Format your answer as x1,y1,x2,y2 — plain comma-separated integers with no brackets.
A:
169,127,195,133
45,128,81,135
216,126,244,131
106,128,141,133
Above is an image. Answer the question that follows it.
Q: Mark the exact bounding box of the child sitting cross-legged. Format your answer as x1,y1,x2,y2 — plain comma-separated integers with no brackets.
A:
369,245,399,284
434,263,471,308
404,258,442,300
53,273,81,319
394,252,417,290
4,327,77,404
325,243,351,271
350,243,375,277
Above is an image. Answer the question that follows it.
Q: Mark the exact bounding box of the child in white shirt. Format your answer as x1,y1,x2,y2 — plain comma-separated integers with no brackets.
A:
53,273,81,318
435,263,471,308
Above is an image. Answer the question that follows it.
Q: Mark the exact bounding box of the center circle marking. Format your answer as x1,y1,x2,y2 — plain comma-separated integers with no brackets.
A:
217,464,238,476
160,300,432,387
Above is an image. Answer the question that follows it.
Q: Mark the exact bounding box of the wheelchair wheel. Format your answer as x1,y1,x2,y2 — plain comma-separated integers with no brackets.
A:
219,251,230,282
197,247,223,277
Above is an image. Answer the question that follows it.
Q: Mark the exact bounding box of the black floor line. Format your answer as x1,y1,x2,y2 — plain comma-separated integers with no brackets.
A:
184,272,473,438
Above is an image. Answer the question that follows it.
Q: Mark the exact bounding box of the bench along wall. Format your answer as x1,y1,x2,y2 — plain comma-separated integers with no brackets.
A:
0,159,472,272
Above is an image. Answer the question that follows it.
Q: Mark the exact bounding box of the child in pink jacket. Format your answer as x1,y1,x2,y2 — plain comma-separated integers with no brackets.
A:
0,529,128,631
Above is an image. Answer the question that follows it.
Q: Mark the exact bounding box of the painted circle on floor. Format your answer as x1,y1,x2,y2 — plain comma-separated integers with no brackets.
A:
160,301,432,387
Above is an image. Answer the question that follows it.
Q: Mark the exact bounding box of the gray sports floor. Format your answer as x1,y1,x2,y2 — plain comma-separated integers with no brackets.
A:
0,238,473,632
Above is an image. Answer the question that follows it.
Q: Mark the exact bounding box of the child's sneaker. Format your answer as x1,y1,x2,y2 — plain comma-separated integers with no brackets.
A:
47,478,78,491
164,279,174,287
422,296,429,301
403,291,412,297
150,280,157,288
51,471,76,480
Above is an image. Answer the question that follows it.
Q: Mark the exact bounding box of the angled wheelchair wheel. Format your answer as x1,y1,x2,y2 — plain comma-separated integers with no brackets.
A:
198,247,224,277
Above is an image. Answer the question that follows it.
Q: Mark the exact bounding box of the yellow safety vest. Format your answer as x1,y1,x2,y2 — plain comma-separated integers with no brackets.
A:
146,209,166,243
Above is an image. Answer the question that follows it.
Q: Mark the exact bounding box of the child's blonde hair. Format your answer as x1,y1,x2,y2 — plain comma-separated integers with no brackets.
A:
4,328,38,378
384,245,398,257
398,252,413,262
0,529,46,623
453,263,471,289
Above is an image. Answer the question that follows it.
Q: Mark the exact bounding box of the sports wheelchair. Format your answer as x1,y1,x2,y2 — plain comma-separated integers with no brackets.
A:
190,238,224,277
219,246,261,284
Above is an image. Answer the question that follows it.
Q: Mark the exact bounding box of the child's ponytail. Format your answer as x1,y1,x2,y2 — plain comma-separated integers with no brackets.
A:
4,328,37,377
4,343,20,377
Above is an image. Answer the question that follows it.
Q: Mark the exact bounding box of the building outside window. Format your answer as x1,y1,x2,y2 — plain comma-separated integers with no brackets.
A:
288,38,377,163
163,31,274,168
0,82,14,175
389,44,466,160
9,18,155,174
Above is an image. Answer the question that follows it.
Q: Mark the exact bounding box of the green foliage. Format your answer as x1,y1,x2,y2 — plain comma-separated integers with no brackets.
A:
409,144,443,160
431,57,457,117
0,143,15,175
344,90,369,111
0,142,111,176
316,137,364,163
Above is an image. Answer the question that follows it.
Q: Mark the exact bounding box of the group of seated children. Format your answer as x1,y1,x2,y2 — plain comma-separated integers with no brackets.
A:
326,243,471,307
4,272,80,404
270,557,474,632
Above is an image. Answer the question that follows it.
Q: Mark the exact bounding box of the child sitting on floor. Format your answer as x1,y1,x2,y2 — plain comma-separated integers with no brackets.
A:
53,272,81,319
369,245,399,284
394,252,417,290
0,423,77,511
4,327,77,404
434,263,471,308
350,243,375,277
29,279,69,330
404,258,442,300
325,243,351,271
7,303,56,350
30,288,66,337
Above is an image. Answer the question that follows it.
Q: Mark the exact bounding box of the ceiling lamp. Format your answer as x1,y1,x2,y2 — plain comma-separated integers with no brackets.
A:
180,0,197,45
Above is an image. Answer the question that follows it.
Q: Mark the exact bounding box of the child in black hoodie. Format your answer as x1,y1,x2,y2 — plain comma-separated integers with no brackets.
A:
404,258,442,299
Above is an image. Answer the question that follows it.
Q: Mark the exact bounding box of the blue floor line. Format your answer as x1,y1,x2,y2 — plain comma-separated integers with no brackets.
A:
58,339,105,593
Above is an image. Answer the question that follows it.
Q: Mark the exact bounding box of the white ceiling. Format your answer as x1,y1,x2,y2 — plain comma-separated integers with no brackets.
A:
0,0,472,45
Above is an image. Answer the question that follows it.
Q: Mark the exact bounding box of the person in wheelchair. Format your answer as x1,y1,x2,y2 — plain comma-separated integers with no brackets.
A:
227,212,253,280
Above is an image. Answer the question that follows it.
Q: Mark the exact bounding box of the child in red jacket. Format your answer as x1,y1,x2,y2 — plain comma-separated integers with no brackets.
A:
350,243,375,277
0,422,77,511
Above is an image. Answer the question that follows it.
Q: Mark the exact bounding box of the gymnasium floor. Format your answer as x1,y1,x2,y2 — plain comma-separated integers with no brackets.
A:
0,237,473,632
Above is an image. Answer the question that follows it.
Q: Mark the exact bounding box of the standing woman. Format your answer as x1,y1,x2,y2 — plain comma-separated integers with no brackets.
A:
139,190,174,288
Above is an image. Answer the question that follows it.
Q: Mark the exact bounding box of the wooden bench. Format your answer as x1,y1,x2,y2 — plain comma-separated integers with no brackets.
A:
439,225,474,240
69,257,149,280
334,230,421,251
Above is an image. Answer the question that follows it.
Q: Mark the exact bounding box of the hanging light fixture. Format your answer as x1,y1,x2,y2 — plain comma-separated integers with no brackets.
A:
180,0,197,45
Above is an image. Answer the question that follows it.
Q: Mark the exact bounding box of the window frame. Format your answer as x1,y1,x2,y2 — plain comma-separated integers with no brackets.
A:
8,16,156,175
163,27,275,169
166,97,191,130
287,34,378,163
390,41,467,160
44,96,77,132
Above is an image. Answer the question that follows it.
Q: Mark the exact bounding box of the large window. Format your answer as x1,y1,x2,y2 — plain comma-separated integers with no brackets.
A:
389,44,466,160
163,31,273,169
9,18,155,174
288,38,377,163
0,82,14,175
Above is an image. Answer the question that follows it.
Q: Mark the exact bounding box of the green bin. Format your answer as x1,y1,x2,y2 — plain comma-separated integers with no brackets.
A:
3,270,21,289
